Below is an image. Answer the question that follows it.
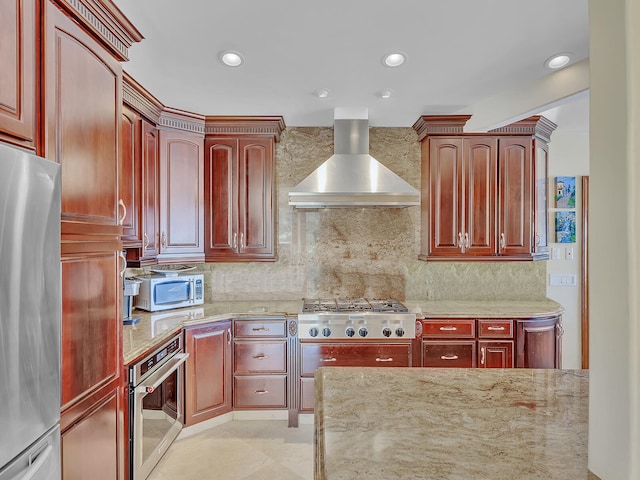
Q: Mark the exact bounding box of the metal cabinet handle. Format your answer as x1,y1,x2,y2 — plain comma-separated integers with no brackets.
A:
500,232,506,250
440,355,459,360
233,232,237,249
457,232,463,251
321,357,337,362
118,199,127,225
161,231,167,248
535,234,541,246
556,323,565,338
480,347,485,365
375,357,394,362
252,354,269,360
252,327,269,332
487,326,505,331
240,232,244,250
439,326,457,331
19,444,53,480
255,389,269,395
464,232,470,249
143,232,150,250
119,251,127,278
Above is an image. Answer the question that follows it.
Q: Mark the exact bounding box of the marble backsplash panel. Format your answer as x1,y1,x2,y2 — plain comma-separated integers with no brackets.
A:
128,127,546,302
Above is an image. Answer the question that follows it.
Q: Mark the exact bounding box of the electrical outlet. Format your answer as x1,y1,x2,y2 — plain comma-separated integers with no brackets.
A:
565,248,574,260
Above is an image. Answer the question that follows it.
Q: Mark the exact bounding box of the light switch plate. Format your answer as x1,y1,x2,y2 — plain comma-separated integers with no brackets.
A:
551,247,560,260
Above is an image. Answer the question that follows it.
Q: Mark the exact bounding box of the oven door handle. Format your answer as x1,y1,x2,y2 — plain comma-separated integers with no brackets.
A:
135,353,189,395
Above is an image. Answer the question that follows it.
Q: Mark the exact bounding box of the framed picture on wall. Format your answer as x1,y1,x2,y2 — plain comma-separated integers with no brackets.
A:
555,176,576,208
555,211,576,243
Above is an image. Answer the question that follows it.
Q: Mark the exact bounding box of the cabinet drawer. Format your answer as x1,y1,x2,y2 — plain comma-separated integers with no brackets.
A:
234,319,287,338
300,343,411,375
422,319,475,338
478,319,513,338
233,375,287,408
422,340,476,367
234,341,287,373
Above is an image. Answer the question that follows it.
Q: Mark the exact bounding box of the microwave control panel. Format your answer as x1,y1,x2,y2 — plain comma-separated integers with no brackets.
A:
195,279,203,300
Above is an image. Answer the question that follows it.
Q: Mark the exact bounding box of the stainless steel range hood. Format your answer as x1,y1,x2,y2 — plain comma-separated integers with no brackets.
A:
288,108,420,208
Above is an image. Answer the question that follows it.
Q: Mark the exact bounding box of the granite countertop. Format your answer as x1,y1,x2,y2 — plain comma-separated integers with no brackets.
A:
122,299,563,364
123,300,300,364
314,367,589,480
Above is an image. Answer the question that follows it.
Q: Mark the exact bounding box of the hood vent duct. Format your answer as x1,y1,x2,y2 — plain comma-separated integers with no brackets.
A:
288,108,420,208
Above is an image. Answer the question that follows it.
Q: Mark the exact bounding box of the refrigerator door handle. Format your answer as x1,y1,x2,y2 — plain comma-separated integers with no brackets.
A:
17,444,53,480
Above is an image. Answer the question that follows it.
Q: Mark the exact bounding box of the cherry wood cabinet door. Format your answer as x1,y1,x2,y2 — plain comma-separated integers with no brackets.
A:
428,138,463,256
204,137,237,257
238,138,274,258
516,317,561,368
498,137,532,256
141,120,160,260
478,340,514,368
45,3,121,228
0,0,36,149
184,322,232,425
464,137,497,256
158,129,204,261
120,105,140,243
533,141,550,256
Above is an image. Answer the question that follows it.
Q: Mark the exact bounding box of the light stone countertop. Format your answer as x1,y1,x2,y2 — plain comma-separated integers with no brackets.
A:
122,299,563,364
314,367,589,480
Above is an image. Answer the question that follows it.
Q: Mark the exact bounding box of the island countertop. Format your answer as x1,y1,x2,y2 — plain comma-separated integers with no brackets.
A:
314,367,588,480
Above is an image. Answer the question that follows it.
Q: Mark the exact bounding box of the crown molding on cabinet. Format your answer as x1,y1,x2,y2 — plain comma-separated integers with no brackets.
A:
489,115,558,143
412,115,472,141
204,116,286,142
123,72,164,124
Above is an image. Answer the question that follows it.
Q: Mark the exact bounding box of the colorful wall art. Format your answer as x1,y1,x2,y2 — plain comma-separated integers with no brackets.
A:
555,176,576,208
555,211,576,243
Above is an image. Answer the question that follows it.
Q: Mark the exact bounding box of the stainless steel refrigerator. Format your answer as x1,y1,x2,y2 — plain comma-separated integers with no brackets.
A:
0,142,61,480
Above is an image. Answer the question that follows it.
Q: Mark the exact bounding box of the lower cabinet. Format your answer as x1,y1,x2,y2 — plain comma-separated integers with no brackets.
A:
421,317,559,369
233,318,288,409
299,342,412,411
183,321,232,426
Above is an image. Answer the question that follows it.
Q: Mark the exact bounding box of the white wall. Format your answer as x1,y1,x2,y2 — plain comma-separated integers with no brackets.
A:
589,0,640,477
546,131,589,369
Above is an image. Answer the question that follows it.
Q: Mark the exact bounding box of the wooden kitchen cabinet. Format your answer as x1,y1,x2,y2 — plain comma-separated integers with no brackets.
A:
413,115,556,261
233,319,288,409
204,117,285,262
44,1,141,479
120,104,141,245
0,0,37,149
299,342,412,411
158,124,205,263
184,321,233,425
516,317,562,368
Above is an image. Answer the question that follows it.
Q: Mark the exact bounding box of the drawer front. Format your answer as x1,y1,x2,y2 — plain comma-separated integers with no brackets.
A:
422,319,475,338
234,319,287,338
422,340,476,367
300,377,315,411
233,375,287,408
478,319,513,338
234,341,287,373
300,343,411,375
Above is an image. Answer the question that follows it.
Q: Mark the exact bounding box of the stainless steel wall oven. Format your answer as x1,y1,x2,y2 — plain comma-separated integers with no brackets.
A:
128,333,188,480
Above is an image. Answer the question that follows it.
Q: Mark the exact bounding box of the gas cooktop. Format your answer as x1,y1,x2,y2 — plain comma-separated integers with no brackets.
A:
298,298,416,340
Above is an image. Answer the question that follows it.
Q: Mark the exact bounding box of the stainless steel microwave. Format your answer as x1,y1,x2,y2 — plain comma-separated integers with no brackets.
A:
134,274,204,312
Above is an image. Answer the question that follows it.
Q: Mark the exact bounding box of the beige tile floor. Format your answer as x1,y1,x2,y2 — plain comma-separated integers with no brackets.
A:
147,420,314,480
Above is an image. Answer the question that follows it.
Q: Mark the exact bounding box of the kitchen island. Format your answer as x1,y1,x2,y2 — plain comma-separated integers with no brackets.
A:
314,367,588,480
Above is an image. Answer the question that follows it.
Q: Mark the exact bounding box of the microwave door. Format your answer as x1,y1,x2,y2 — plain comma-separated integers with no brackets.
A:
154,281,190,306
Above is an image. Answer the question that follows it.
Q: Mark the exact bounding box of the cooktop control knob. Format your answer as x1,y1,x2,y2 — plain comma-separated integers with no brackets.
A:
358,327,368,337
309,327,319,338
322,327,332,337
345,327,356,337
395,327,405,337
382,327,392,337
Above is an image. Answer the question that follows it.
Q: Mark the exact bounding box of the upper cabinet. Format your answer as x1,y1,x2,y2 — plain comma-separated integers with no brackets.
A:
413,115,556,261
203,117,285,262
0,0,36,149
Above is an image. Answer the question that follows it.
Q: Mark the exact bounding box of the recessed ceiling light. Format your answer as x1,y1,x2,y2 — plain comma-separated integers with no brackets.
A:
218,50,245,67
545,53,571,70
377,89,393,99
382,51,407,68
313,88,330,98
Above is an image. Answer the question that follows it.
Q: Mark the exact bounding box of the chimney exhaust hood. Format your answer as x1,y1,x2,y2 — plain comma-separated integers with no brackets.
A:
288,108,420,208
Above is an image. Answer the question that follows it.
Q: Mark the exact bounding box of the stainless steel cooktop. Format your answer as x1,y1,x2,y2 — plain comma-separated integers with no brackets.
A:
298,298,416,340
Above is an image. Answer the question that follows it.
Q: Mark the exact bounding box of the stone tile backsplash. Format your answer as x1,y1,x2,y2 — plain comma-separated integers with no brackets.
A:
128,127,546,302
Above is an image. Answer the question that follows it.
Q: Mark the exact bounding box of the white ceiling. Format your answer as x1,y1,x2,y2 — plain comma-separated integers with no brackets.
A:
114,0,589,130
